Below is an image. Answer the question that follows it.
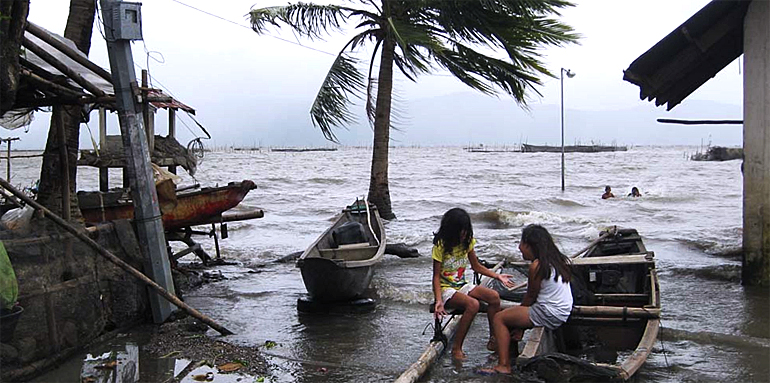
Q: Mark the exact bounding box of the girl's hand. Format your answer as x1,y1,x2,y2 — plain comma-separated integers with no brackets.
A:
497,273,515,287
434,301,447,319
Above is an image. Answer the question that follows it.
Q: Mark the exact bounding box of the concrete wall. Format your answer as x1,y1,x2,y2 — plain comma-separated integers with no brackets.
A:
742,0,770,286
0,220,152,380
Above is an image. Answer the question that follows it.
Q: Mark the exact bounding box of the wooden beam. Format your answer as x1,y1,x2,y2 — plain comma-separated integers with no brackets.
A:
21,36,106,97
25,22,113,84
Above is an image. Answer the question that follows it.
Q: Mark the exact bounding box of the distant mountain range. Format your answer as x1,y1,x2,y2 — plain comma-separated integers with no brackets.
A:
16,91,742,149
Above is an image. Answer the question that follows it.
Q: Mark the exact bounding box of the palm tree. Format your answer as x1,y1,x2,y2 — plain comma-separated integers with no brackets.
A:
36,0,96,222
249,0,579,219
0,0,30,114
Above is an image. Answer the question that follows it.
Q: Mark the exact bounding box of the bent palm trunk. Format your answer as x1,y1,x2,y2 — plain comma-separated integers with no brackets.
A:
368,38,395,220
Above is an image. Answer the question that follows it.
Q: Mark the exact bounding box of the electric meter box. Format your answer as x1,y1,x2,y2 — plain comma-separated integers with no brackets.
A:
111,2,143,40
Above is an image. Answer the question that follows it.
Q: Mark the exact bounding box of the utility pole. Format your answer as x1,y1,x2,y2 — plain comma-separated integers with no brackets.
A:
100,0,176,322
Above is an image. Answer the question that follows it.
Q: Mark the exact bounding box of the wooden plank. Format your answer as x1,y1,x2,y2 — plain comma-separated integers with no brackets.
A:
21,36,105,97
619,319,660,379
25,22,113,84
517,326,544,362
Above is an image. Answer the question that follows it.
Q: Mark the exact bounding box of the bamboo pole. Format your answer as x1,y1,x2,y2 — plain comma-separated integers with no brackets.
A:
0,177,234,335
394,261,505,383
498,301,660,319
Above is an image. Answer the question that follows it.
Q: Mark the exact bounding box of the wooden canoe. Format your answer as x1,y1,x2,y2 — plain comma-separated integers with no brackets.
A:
78,180,257,231
506,228,660,381
297,201,386,302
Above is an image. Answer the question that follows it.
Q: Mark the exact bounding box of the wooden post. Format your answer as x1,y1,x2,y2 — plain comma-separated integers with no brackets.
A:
168,108,176,175
742,0,770,286
6,139,10,181
55,112,71,221
141,70,154,153
99,108,108,192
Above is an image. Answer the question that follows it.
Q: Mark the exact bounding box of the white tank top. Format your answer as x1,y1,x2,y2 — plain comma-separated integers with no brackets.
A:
538,267,573,318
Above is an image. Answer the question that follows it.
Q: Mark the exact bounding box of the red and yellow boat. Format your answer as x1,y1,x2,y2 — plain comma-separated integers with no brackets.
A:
78,180,257,231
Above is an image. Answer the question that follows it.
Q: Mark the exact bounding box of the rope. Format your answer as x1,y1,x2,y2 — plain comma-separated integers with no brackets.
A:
659,320,671,373
363,195,379,246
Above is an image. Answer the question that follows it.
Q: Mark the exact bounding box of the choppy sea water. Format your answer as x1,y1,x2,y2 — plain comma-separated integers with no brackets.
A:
18,146,770,382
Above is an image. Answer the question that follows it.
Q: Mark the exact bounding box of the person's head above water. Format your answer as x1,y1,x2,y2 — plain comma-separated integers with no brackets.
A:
605,185,612,193
629,187,641,197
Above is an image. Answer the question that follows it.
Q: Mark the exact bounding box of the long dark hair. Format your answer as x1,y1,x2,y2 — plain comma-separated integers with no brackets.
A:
521,224,571,283
433,208,473,254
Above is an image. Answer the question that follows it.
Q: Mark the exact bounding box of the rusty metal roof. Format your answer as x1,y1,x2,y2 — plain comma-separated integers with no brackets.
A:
623,0,751,110
147,89,195,114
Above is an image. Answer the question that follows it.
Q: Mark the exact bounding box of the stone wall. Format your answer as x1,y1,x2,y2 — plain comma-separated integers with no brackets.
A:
0,219,152,380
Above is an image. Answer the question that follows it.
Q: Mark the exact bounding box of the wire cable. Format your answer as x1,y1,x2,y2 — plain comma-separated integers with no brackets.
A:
167,0,336,56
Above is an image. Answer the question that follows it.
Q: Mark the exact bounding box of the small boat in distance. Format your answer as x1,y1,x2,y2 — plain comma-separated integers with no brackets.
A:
297,199,386,302
521,143,628,153
270,147,338,152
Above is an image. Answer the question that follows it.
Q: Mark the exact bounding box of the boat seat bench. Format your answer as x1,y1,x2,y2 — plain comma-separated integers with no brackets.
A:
318,243,379,260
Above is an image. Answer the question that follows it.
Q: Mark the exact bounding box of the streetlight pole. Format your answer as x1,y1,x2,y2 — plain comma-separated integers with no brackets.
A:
560,68,575,192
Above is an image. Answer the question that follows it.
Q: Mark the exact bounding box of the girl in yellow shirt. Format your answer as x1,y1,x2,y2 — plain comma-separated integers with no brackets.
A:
432,208,514,360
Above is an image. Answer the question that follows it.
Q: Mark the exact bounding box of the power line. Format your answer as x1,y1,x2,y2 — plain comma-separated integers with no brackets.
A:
167,0,336,57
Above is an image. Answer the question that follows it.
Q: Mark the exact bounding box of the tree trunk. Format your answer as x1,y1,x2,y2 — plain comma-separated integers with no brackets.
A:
368,38,396,220
0,0,30,115
36,0,95,222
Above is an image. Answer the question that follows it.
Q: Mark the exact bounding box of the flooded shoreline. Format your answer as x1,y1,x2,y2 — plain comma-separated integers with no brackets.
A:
8,146,770,382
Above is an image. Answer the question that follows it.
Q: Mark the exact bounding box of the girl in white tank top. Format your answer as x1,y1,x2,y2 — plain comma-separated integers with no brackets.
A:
481,224,573,375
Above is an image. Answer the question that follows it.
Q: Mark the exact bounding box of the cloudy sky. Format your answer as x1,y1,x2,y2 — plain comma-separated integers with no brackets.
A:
17,0,743,149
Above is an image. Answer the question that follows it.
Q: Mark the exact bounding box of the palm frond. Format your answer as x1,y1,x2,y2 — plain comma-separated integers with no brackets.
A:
249,3,354,39
310,52,366,142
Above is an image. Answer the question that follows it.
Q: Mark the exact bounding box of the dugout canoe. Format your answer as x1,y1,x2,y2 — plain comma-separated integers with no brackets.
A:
297,200,386,302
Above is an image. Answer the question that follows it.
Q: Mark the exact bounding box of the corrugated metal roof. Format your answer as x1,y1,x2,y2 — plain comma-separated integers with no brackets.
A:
147,89,195,114
623,0,751,110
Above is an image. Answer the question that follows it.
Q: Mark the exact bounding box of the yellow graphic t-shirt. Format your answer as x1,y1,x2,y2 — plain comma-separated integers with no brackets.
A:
432,238,476,290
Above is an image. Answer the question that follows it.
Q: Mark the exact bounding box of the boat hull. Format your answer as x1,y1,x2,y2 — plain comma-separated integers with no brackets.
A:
299,258,375,302
297,203,386,302
79,180,256,231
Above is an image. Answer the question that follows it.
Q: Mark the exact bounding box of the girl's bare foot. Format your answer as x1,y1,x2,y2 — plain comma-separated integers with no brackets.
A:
486,337,497,352
451,350,467,361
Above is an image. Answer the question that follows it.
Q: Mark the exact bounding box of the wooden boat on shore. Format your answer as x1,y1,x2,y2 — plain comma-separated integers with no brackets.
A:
509,228,660,381
297,200,386,302
78,180,258,231
521,143,628,153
